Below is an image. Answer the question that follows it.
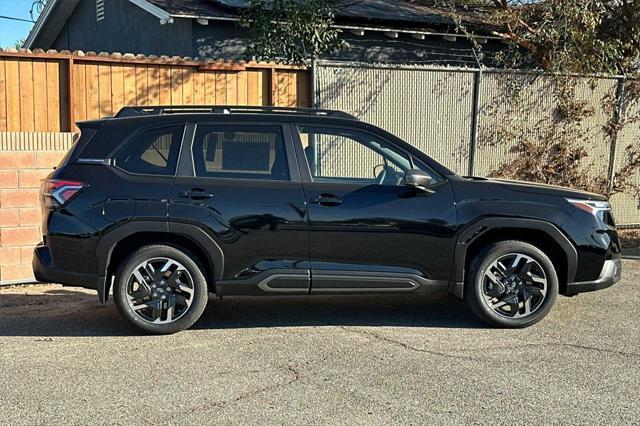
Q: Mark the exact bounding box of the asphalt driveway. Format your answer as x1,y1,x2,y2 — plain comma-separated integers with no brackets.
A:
1,260,638,425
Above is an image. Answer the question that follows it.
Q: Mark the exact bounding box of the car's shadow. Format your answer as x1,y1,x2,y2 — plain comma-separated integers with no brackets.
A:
0,288,485,337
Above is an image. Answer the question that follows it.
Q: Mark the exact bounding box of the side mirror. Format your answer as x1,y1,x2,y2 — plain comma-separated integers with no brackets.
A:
403,169,433,192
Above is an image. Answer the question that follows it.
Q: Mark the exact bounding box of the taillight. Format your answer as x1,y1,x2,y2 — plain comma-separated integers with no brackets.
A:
41,179,86,208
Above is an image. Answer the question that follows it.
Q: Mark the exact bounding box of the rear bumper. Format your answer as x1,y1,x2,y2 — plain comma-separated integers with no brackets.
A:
33,243,104,298
566,258,622,295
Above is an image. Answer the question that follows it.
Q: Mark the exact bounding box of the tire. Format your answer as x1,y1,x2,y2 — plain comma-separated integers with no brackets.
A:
113,245,209,334
465,240,558,328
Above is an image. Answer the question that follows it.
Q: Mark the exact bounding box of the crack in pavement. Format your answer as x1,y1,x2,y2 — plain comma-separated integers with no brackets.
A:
471,342,639,359
337,326,481,361
339,326,639,360
152,364,302,424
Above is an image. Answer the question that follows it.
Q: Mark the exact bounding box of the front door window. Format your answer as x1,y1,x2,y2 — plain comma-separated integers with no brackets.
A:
299,127,413,186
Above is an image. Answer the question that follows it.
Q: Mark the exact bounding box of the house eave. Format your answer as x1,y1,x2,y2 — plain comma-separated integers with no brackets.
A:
24,0,59,49
128,0,173,23
168,14,500,41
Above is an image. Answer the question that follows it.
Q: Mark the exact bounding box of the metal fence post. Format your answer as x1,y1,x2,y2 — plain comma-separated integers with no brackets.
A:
607,77,626,191
467,68,482,176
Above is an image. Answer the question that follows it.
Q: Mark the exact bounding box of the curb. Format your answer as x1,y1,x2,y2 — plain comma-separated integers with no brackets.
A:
0,279,40,287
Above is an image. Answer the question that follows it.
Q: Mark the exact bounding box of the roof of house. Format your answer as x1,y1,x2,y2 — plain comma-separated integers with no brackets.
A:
25,0,497,50
146,0,490,30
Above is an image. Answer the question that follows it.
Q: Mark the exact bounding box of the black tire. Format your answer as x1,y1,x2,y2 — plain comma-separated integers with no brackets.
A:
113,245,209,334
465,240,558,328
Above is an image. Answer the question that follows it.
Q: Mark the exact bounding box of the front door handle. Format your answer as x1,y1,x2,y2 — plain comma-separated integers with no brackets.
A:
179,189,214,200
309,194,343,206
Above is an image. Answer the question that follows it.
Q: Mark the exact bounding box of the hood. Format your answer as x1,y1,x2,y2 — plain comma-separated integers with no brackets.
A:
464,177,608,201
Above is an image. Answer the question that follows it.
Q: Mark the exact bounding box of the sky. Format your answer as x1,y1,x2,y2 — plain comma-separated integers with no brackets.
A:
0,0,38,48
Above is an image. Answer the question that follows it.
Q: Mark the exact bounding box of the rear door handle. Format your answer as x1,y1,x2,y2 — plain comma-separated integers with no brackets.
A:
309,194,343,206
179,189,214,200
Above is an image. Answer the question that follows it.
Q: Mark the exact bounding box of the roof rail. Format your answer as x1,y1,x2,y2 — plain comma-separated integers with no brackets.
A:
114,105,358,120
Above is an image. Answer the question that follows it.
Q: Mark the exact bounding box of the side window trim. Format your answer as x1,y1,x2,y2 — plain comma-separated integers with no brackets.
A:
185,122,299,183
112,124,186,178
290,124,313,182
283,124,303,183
177,122,197,177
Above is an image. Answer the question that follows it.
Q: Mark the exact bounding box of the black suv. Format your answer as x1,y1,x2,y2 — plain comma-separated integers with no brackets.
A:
33,106,622,334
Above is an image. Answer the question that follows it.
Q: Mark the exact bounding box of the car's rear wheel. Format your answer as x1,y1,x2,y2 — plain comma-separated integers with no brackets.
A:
465,240,558,328
113,245,209,334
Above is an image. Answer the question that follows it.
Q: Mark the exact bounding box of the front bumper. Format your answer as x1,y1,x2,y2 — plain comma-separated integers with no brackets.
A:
566,258,622,295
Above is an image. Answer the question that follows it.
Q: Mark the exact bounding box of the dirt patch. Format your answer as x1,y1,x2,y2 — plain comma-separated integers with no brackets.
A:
620,228,640,257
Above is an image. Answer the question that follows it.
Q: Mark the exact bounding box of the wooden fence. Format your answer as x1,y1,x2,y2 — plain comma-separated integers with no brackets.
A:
0,49,311,132
0,50,311,283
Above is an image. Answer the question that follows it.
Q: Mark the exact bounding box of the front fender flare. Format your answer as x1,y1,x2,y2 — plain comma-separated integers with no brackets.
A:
450,217,578,298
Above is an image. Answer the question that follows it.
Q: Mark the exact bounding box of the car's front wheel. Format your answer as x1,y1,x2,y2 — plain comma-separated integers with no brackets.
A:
466,240,558,328
113,245,209,334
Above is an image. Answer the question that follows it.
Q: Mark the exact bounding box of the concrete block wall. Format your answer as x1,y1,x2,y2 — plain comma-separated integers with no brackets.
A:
0,133,73,283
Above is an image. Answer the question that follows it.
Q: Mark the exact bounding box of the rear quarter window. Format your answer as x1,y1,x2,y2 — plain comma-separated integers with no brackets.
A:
115,126,183,176
59,128,97,168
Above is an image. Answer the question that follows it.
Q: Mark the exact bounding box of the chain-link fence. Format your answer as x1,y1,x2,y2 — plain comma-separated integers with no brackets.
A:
315,61,639,227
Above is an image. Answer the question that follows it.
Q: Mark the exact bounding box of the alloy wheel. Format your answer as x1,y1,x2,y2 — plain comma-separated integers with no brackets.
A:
125,257,195,324
480,253,548,319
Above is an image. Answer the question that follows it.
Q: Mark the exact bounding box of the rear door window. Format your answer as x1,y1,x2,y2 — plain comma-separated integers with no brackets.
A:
191,125,290,181
115,126,183,175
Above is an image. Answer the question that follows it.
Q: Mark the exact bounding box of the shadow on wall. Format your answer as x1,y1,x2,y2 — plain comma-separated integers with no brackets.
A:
0,288,484,337
196,37,248,61
317,65,475,174
318,66,393,118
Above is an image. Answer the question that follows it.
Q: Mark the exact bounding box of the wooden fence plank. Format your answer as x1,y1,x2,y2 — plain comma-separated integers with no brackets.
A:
135,65,148,106
297,71,310,107
237,71,248,105
73,62,87,122
288,72,297,107
32,60,48,131
204,72,216,105
98,63,112,117
18,60,34,131
45,61,60,131
215,72,226,104
111,65,125,115
226,72,237,105
170,67,183,105
247,70,259,106
194,71,205,105
275,70,287,106
123,64,136,107
85,62,100,121
159,66,171,105
0,60,7,131
182,67,194,105
148,66,160,106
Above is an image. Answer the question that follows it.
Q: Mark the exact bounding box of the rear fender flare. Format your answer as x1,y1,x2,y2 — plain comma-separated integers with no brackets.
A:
95,221,224,303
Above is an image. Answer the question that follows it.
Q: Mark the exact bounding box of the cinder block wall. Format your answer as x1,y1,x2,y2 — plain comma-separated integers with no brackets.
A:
0,133,72,283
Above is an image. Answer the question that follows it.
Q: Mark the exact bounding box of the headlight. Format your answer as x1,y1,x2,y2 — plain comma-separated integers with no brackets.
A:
566,198,610,215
